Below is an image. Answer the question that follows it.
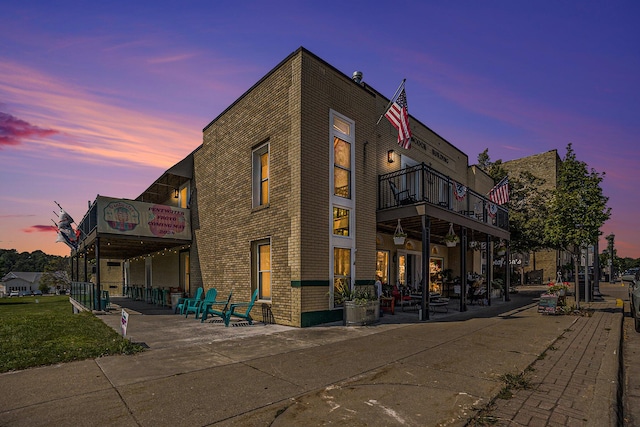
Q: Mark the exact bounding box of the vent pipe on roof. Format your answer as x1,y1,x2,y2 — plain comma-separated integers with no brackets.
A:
352,71,363,84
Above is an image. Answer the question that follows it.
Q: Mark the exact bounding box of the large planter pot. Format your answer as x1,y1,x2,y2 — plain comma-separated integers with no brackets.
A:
343,300,380,326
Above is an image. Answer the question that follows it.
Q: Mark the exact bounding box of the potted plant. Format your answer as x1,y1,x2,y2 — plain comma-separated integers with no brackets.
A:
491,278,504,298
394,231,407,245
444,233,459,247
444,223,459,247
336,283,380,326
393,219,406,245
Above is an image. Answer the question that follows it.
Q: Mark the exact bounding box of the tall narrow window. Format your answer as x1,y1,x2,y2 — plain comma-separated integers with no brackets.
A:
332,207,350,236
252,239,271,300
376,250,389,285
333,137,351,198
252,143,269,208
333,247,351,307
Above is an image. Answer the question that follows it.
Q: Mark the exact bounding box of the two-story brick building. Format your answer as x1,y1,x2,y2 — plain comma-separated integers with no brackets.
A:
70,47,510,326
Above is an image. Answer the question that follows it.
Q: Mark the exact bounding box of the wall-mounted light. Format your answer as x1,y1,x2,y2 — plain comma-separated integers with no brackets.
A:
431,246,439,255
174,188,179,199
387,149,395,163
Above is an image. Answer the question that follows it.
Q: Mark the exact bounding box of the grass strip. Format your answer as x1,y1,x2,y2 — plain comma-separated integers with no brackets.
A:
0,296,143,372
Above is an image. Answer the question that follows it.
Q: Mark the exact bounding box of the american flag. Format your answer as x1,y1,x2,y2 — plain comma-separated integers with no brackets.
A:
489,176,509,205
385,87,412,149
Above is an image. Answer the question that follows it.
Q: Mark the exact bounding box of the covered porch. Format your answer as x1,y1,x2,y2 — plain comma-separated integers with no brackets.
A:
375,164,510,321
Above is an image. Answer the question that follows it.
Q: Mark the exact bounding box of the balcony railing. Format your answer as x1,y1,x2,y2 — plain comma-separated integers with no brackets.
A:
378,164,508,231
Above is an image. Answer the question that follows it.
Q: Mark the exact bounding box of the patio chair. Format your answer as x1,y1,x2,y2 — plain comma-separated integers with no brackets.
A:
185,288,217,319
389,181,417,206
176,287,203,315
200,292,233,323
224,288,259,326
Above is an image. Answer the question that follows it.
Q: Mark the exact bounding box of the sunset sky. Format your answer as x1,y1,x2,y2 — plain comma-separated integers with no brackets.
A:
1,1,638,258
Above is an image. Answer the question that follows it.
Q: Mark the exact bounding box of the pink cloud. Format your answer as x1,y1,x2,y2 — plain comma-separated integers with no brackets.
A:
23,225,57,233
0,61,202,170
0,112,59,148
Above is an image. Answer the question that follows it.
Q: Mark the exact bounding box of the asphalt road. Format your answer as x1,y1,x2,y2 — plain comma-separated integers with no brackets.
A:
600,281,640,426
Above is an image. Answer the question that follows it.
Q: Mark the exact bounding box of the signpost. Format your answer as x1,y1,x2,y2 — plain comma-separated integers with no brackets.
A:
121,309,129,337
538,294,558,314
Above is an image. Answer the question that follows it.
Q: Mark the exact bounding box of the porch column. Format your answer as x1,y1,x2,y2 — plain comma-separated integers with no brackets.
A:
486,235,492,306
459,226,467,312
505,240,511,301
420,215,430,321
84,249,88,282
95,236,102,310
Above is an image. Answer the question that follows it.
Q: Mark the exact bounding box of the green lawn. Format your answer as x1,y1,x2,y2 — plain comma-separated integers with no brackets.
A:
0,295,143,373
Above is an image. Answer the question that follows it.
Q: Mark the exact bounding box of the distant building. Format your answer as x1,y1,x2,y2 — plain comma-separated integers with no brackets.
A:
2,272,43,295
502,150,571,283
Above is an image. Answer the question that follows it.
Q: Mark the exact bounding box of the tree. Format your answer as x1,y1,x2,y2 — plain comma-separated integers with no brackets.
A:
477,149,547,264
545,143,611,308
40,257,71,293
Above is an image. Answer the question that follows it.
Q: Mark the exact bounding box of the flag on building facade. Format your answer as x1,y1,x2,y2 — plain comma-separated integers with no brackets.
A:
384,85,412,149
489,176,509,205
453,181,467,201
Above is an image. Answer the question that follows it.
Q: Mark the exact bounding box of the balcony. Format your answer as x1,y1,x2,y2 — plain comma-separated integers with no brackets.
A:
74,195,191,259
378,164,508,238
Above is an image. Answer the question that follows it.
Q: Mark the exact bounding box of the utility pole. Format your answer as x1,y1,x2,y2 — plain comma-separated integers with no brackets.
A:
606,234,615,282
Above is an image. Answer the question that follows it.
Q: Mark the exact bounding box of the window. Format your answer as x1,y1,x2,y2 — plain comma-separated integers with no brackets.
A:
333,247,351,307
329,111,355,308
376,251,389,285
178,185,189,209
332,207,350,236
333,116,351,135
252,239,271,300
333,137,351,198
252,143,269,208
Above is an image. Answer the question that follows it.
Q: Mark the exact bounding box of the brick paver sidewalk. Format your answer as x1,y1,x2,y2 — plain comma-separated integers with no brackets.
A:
471,304,621,426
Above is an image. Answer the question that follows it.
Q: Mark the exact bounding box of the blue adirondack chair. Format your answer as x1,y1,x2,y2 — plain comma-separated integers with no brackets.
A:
185,288,217,319
176,287,203,315
200,292,233,323
223,288,259,327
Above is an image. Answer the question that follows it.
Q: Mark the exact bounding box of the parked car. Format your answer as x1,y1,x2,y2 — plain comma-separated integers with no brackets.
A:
622,270,640,332
33,290,43,296
9,290,19,297
18,291,30,297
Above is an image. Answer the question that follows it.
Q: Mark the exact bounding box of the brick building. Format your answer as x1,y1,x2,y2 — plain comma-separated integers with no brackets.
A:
71,47,510,326
502,149,571,283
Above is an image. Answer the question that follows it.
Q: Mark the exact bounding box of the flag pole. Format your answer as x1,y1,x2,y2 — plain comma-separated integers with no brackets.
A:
376,78,406,125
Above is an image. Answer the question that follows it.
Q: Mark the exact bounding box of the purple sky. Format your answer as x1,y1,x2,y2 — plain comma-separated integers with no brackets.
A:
1,1,638,258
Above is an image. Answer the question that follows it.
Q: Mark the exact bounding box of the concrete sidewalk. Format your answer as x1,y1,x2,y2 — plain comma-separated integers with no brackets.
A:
0,286,622,426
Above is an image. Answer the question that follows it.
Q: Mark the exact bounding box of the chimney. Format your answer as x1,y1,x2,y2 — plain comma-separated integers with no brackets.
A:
352,71,363,85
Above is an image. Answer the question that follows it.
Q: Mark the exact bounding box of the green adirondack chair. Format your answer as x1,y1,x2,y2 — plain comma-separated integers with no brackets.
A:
176,287,203,315
200,292,232,323
223,288,259,327
185,288,217,319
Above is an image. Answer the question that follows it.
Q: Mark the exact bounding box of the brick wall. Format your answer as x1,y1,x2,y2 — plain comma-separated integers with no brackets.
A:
503,150,562,281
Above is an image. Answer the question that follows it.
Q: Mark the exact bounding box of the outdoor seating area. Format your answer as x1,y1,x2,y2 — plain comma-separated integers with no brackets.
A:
118,285,263,327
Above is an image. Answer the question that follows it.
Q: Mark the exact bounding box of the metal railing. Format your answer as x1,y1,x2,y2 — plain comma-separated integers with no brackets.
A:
378,164,508,231
70,281,100,311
